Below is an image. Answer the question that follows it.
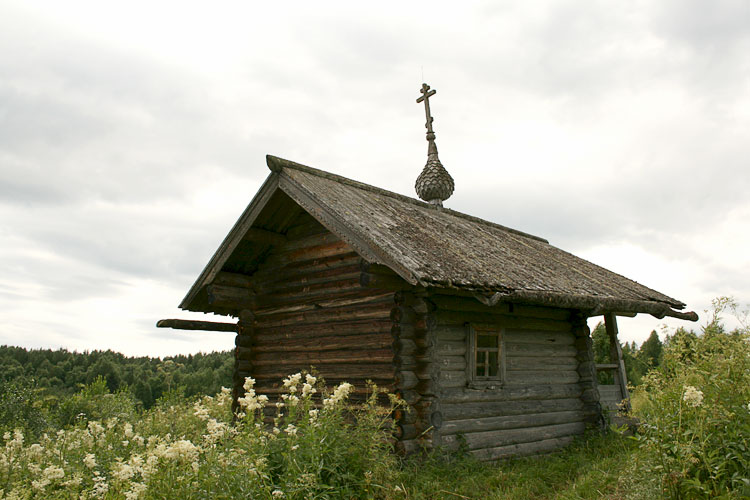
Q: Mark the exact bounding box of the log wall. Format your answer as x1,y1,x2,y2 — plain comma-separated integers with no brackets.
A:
428,294,598,460
229,216,395,406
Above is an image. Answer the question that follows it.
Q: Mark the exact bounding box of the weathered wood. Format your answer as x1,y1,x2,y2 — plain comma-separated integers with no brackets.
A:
206,284,255,309
503,329,575,346
395,370,419,390
436,356,466,371
235,334,253,348
254,301,391,328
469,436,576,461
360,272,411,290
254,263,362,293
261,239,354,268
505,343,578,357
242,227,288,246
434,340,466,357
442,422,586,451
441,383,582,404
434,310,572,332
253,363,394,380
390,306,416,324
213,271,256,289
507,356,578,371
441,410,585,435
255,290,391,317
504,370,580,385
394,423,418,440
438,370,465,387
430,294,571,321
604,313,630,408
156,319,237,332
393,339,417,356
254,319,392,342
251,348,393,365
395,390,421,406
250,253,361,283
251,333,392,353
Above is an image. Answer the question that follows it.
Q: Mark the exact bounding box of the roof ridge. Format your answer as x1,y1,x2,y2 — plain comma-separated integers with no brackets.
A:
266,155,548,244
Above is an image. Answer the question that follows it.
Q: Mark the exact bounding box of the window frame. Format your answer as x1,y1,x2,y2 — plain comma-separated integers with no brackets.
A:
466,323,505,388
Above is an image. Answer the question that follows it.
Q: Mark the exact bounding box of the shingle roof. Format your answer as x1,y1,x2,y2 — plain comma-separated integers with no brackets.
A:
180,155,697,321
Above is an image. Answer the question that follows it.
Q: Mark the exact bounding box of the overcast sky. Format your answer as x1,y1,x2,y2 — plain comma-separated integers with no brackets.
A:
1,0,748,357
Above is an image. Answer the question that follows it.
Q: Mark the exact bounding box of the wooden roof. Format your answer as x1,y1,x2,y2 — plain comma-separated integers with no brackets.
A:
180,156,697,321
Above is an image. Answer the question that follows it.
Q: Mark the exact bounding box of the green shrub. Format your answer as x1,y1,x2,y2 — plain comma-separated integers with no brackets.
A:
632,299,750,499
54,376,138,428
0,379,48,439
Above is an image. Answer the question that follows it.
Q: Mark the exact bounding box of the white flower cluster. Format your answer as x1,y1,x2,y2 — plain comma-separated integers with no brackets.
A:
323,382,354,409
238,377,269,413
683,385,704,407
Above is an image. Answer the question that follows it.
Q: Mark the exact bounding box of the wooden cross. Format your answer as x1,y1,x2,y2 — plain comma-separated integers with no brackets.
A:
416,83,437,134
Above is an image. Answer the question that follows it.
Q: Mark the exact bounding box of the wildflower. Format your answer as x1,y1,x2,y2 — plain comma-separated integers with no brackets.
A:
107,417,118,429
28,443,44,458
683,386,704,407
217,386,232,406
282,373,302,390
112,460,136,482
243,377,256,392
308,409,319,421
323,382,354,408
193,402,211,421
92,472,109,498
88,421,105,436
272,490,284,498
301,383,316,398
305,374,317,385
284,424,298,436
272,427,281,435
125,482,147,500
84,453,97,469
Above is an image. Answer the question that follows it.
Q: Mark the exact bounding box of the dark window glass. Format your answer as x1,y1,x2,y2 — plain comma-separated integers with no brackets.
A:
477,334,498,348
476,351,487,377
488,351,498,376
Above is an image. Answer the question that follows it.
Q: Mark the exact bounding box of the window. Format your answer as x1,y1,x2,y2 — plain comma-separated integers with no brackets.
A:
466,324,505,385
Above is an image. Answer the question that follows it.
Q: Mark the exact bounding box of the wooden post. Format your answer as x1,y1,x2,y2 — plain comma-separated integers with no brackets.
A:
603,313,630,411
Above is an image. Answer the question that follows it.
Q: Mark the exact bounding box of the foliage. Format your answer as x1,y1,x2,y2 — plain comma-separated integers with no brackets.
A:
0,373,403,499
0,346,233,409
632,297,750,499
591,321,664,387
0,379,47,439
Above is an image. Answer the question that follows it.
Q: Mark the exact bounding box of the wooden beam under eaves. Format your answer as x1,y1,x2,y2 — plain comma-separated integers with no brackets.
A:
156,319,237,332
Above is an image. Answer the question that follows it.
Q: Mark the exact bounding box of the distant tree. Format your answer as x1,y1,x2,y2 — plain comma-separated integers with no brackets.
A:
639,330,663,368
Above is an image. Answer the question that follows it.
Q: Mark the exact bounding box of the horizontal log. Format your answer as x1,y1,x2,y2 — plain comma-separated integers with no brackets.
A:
254,319,392,342
437,356,466,372
206,284,255,309
254,263,362,293
251,253,361,283
253,363,394,380
390,306,416,324
504,370,580,385
434,340,466,357
253,301,392,328
429,294,572,321
278,229,338,251
441,398,584,421
434,311,571,332
505,343,578,358
441,410,585,435
393,356,417,370
251,333,392,353
252,348,393,365
441,383,583,404
255,287,388,313
507,356,578,372
262,240,353,268
394,439,423,455
394,407,417,424
156,319,237,332
253,383,393,395
470,436,576,462
434,325,466,342
443,422,585,451
503,330,575,346
438,371,465,388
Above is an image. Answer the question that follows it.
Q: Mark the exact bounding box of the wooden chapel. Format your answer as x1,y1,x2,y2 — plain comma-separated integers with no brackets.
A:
158,84,697,460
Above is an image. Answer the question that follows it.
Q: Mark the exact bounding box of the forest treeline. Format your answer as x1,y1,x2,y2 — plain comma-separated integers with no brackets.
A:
0,346,233,409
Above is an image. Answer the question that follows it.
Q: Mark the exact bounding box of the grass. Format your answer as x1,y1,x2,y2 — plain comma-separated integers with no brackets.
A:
392,429,661,500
